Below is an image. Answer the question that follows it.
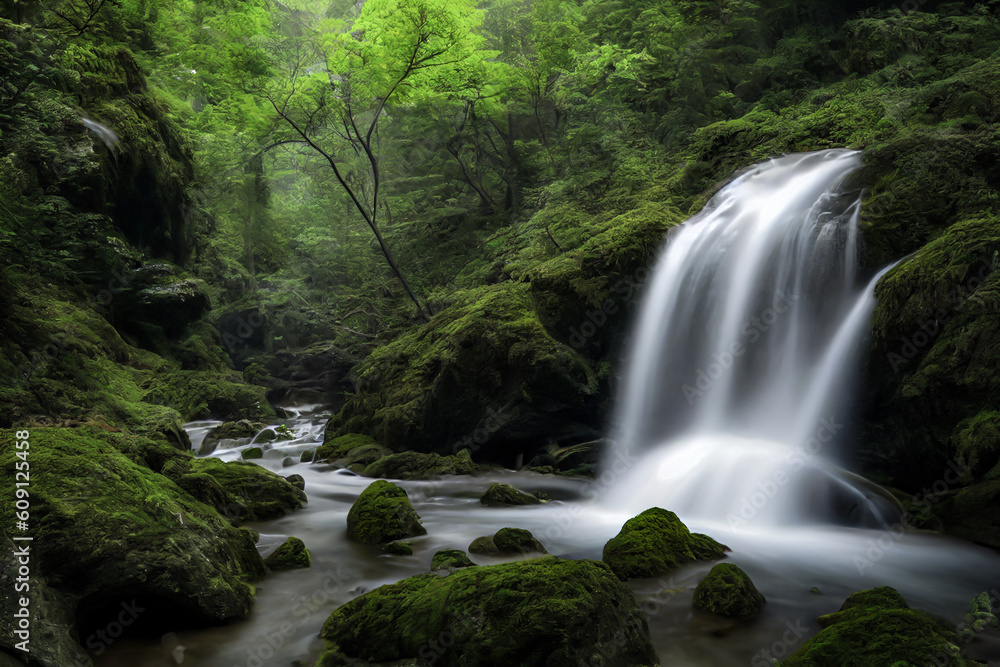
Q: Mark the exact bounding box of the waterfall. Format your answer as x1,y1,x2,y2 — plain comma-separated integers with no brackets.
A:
81,117,120,150
603,149,898,527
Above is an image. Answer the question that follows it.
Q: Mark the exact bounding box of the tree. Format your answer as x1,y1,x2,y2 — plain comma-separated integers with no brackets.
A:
259,0,495,319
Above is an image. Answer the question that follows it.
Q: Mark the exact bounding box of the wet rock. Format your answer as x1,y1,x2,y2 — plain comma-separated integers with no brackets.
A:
285,474,305,491
431,549,476,572
692,564,766,619
160,456,306,523
207,420,266,441
784,587,965,666
362,449,480,480
469,527,546,555
242,446,263,460
318,557,658,666
480,482,540,506
602,507,728,579
346,480,426,544
265,537,311,570
380,541,414,556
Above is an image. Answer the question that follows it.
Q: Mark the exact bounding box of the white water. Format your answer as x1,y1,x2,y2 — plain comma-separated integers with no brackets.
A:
604,149,899,526
81,117,120,150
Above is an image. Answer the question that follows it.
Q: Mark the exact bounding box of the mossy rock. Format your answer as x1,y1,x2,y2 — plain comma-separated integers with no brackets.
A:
328,283,601,464
319,557,659,666
692,564,766,619
862,215,1000,492
0,428,265,641
480,482,541,506
146,370,275,422
161,455,306,523
285,473,305,491
346,480,426,544
316,432,379,460
431,549,476,572
361,449,480,480
469,527,546,555
208,420,266,441
379,541,414,556
242,446,263,460
784,586,964,666
265,537,311,570
962,591,999,634
602,508,728,579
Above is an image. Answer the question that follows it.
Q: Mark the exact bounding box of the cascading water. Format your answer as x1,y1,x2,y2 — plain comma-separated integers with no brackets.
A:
604,149,899,527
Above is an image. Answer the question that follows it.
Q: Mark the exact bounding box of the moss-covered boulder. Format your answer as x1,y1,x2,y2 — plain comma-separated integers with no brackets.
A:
360,449,480,480
962,591,999,634
0,429,266,646
327,283,601,464
346,480,426,543
469,527,547,556
264,537,311,570
602,508,728,579
692,564,766,619
783,587,964,666
316,433,380,460
318,557,659,666
242,446,263,460
480,482,541,506
379,541,414,556
207,420,266,442
161,456,306,523
431,549,476,572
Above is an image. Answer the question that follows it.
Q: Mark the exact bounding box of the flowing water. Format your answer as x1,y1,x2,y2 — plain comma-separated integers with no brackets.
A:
96,150,1000,666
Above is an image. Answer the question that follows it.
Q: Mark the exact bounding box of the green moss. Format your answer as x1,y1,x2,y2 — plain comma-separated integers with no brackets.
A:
431,549,476,572
379,541,414,556
319,557,658,666
346,480,426,544
265,537,311,570
469,527,546,555
493,527,547,554
962,592,999,634
468,535,501,556
361,449,480,480
0,428,265,627
692,564,766,619
862,216,1000,490
242,446,263,460
316,433,379,461
602,508,728,580
480,482,541,506
783,587,963,666
330,283,599,460
167,456,306,523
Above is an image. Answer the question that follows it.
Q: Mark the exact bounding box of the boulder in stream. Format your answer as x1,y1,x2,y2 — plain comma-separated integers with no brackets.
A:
480,482,541,506
602,507,728,579
265,537,311,570
346,480,426,543
783,586,965,666
317,557,658,666
469,527,547,555
692,563,766,619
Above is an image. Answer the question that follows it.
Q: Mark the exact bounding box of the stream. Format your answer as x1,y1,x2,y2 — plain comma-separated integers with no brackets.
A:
92,407,1000,667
